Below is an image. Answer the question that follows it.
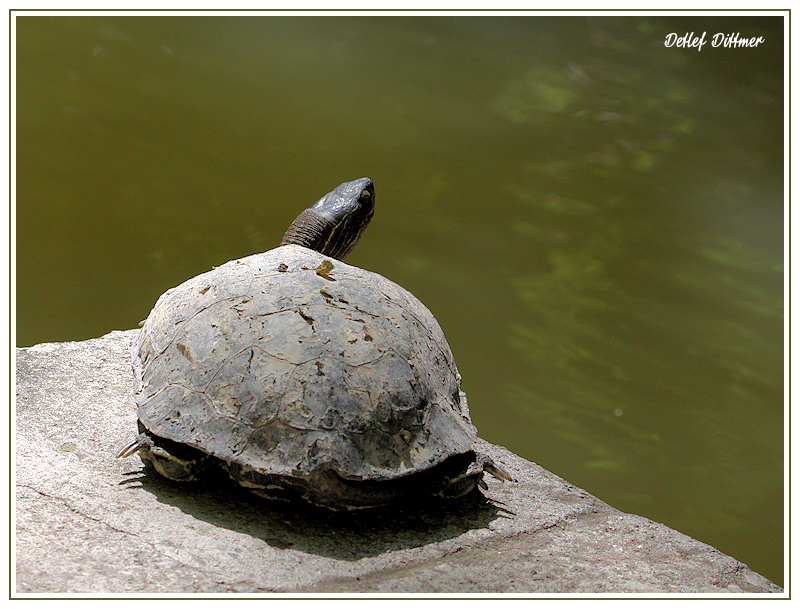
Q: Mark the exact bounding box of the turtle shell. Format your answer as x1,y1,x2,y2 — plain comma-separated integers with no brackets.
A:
133,244,477,487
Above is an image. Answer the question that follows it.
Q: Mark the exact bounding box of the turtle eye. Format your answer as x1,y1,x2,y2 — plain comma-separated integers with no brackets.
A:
359,189,372,203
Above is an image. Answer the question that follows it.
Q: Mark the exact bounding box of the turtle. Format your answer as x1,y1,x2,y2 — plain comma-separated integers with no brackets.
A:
117,177,510,509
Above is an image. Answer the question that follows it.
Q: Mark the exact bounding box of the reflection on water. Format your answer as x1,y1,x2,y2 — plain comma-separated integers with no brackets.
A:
16,15,784,586
484,18,782,586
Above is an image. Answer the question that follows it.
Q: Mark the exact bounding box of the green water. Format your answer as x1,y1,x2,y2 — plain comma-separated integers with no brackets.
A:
15,15,784,586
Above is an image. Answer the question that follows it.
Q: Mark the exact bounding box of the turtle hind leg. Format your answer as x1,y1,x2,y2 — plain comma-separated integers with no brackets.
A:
438,452,513,499
120,429,210,482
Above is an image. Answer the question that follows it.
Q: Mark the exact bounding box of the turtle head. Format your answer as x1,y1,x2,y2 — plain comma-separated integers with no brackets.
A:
281,177,375,260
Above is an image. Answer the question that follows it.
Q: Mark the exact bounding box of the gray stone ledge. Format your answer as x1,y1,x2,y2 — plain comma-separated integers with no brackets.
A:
15,330,782,595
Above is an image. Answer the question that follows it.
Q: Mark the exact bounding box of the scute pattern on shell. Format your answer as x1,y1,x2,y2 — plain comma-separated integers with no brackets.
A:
133,244,477,481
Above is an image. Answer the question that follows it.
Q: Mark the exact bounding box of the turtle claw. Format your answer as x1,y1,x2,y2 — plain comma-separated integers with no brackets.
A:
465,453,513,483
116,434,146,459
476,455,513,482
484,462,513,482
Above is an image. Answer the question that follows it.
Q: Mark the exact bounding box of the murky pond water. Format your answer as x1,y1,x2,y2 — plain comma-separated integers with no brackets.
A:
16,15,784,586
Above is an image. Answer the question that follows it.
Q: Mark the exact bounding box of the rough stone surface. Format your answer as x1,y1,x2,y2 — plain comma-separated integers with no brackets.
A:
15,330,783,595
